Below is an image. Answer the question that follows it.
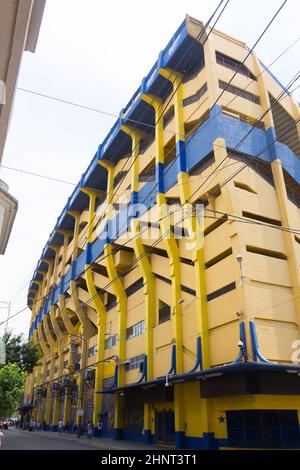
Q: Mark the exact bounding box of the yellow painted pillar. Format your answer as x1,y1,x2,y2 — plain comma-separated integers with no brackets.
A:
52,349,64,427
33,364,42,421
56,230,77,335
67,210,81,259
44,356,55,427
141,92,184,375
75,331,88,427
252,53,275,130
159,67,210,368
271,159,300,333
120,124,155,440
63,342,73,425
35,274,50,358
37,358,47,423
48,246,65,342
120,124,155,381
99,159,126,436
141,90,185,446
203,37,219,109
212,136,252,350
81,187,107,424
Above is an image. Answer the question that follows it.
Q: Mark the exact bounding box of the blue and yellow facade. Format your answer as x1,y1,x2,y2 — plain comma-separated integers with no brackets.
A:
22,16,300,448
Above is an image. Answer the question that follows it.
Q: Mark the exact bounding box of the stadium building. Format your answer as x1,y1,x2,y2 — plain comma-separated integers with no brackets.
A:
22,15,300,449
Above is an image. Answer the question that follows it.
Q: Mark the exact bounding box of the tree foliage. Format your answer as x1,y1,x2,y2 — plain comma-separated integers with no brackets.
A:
3,331,41,373
0,364,26,418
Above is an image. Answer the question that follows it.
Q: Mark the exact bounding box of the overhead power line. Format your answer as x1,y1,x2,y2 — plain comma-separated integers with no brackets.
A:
1,165,76,186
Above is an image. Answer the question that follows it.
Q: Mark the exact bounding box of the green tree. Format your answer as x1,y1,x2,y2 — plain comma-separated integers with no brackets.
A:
3,331,41,373
0,364,26,418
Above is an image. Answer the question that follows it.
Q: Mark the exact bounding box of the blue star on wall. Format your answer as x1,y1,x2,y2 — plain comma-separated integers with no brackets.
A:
218,415,225,423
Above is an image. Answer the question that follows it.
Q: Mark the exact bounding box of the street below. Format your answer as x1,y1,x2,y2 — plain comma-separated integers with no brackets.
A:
0,427,158,450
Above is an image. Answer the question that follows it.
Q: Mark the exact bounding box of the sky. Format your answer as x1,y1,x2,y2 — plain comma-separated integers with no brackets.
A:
0,0,299,338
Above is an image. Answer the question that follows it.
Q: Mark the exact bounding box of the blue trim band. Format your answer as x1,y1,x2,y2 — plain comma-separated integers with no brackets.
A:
176,140,187,173
156,162,165,194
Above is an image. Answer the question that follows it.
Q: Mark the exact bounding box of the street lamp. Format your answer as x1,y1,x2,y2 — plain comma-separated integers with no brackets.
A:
236,254,246,285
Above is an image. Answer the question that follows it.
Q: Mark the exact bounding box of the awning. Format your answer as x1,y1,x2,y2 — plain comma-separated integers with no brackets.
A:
97,361,300,395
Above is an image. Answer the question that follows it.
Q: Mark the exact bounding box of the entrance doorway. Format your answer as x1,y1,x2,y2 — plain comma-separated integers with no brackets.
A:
155,409,175,445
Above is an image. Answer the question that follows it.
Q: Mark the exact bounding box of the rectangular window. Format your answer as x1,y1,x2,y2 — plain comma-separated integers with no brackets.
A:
242,211,281,227
126,278,144,297
159,302,171,324
139,160,156,183
207,282,236,301
227,410,300,448
113,170,128,188
205,248,233,269
124,354,145,371
204,214,228,236
246,245,287,260
104,334,117,350
183,83,208,107
106,293,117,311
219,80,260,105
190,153,215,176
139,134,155,154
126,320,145,340
216,51,256,80
163,106,175,128
88,346,97,358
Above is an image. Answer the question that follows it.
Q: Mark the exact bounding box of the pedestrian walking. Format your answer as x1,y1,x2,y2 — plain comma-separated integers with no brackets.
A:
58,419,63,436
0,430,3,447
97,420,102,437
64,421,69,434
87,421,93,440
77,423,83,440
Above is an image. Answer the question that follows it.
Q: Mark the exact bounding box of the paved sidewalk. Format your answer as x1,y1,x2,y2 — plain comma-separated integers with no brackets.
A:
7,428,160,450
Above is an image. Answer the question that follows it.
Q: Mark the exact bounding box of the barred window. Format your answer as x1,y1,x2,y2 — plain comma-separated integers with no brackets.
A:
88,346,97,358
124,354,145,371
163,106,175,128
126,320,145,340
113,170,128,188
216,51,256,80
183,83,208,107
105,334,117,350
219,80,260,105
139,160,155,182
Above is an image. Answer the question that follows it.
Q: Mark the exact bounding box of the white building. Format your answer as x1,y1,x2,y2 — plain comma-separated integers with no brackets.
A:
0,0,46,254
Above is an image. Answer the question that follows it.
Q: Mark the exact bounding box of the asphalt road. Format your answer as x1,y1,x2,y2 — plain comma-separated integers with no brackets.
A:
1,428,94,450
0,427,158,450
